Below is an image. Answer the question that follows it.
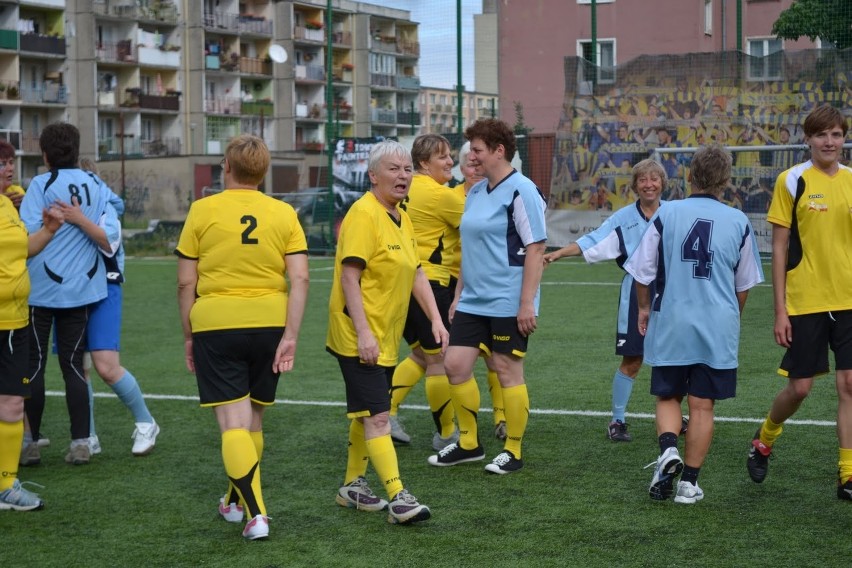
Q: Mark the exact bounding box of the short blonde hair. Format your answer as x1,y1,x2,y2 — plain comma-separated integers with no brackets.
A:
690,144,732,195
225,135,270,186
631,158,667,192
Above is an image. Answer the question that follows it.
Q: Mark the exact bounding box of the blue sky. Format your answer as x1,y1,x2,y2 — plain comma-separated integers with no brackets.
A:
367,0,481,90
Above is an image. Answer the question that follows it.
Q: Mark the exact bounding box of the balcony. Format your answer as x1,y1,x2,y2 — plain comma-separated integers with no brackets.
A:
0,81,20,101
372,37,397,53
238,15,272,35
241,100,273,116
0,129,21,150
296,140,325,152
95,1,179,24
22,132,39,154
0,29,17,50
205,96,241,115
370,73,396,89
397,75,420,91
99,137,143,160
20,34,66,56
21,82,67,104
331,31,352,47
295,64,325,82
138,46,181,68
141,137,181,157
97,40,136,63
371,108,397,124
240,56,271,75
397,111,420,125
398,40,420,57
203,10,240,32
98,91,117,107
294,26,324,43
138,93,180,111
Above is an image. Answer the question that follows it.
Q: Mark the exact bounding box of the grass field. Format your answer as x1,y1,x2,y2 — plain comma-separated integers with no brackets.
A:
3,256,848,568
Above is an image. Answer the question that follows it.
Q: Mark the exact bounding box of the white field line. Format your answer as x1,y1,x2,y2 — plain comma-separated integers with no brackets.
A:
47,390,835,427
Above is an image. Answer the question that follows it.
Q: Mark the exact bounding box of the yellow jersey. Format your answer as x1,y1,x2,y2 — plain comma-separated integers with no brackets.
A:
326,192,419,367
0,194,30,330
175,189,308,332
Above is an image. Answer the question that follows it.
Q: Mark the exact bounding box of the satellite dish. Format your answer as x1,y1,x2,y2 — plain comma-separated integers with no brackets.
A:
268,44,288,63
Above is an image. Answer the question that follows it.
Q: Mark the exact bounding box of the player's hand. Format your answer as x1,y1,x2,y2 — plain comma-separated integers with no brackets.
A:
517,302,537,337
543,252,558,265
42,205,64,234
184,339,195,373
637,309,650,336
774,312,792,348
54,198,86,226
358,331,380,366
5,190,23,209
432,321,449,354
273,338,297,373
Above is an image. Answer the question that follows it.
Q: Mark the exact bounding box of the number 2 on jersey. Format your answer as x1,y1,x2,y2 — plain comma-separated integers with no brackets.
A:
241,215,259,244
681,219,714,279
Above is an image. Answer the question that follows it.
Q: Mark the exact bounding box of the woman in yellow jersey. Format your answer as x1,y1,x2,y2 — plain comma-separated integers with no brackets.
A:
388,134,465,451
0,141,24,208
176,135,309,540
0,167,63,511
327,140,447,525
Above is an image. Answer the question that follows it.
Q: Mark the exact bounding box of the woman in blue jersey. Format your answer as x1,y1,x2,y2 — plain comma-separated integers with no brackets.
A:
428,119,547,475
544,159,666,443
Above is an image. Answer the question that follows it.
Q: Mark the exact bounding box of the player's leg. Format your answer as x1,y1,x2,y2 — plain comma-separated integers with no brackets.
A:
610,278,643,441
832,311,852,499
54,306,92,465
388,301,425,444
648,366,687,500
484,356,506,440
23,307,54,457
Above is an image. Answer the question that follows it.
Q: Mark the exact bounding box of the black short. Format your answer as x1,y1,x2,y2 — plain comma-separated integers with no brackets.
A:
402,282,453,353
0,328,29,397
448,311,528,358
192,328,284,407
650,364,737,400
335,355,393,418
779,310,852,379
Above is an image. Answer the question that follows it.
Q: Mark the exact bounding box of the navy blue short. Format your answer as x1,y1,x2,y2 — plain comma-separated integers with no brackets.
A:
779,310,852,379
650,364,737,400
615,278,644,357
448,310,528,358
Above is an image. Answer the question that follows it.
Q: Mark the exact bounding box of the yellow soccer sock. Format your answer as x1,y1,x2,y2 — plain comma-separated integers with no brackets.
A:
839,448,852,484
344,419,369,485
450,378,481,449
225,430,266,505
502,384,529,460
487,369,505,424
425,374,456,437
365,434,403,499
0,419,23,491
390,357,425,415
759,415,784,448
222,428,265,518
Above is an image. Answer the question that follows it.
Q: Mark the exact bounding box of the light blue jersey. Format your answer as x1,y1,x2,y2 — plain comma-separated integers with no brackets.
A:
21,168,112,308
577,199,663,338
457,170,547,317
624,195,764,369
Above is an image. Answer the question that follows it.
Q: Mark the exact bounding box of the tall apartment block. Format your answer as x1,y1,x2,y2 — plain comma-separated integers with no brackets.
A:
0,0,424,220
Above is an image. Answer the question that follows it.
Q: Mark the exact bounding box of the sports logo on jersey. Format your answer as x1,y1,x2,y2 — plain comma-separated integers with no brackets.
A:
806,201,828,212
617,339,626,347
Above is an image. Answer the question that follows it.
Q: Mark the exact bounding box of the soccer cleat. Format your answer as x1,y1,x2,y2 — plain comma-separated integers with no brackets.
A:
673,480,704,504
19,443,41,467
388,415,411,445
427,442,485,467
607,420,632,442
219,496,244,523
647,446,683,500
242,514,269,540
494,421,507,441
484,450,524,475
36,435,50,448
0,479,45,512
65,443,91,466
680,416,689,435
837,477,852,501
747,427,772,483
431,426,460,452
387,489,430,524
131,421,160,456
88,435,102,455
335,477,388,512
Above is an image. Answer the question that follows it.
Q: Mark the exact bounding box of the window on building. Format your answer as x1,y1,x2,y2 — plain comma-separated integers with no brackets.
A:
578,39,616,85
141,119,154,142
429,93,436,104
704,1,713,35
440,94,447,105
747,37,783,81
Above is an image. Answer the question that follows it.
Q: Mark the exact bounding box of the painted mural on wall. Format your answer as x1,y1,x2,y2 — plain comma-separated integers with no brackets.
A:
548,48,852,251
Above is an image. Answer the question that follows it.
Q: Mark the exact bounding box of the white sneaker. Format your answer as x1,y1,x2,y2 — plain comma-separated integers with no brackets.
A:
674,480,704,504
131,421,159,456
389,415,411,444
242,514,269,540
219,496,244,523
88,435,102,455
647,446,683,500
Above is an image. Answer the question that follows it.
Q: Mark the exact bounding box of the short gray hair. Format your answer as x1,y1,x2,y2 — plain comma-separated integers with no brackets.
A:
368,140,411,173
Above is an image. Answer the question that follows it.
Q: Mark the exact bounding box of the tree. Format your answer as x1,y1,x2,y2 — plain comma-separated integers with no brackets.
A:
772,0,852,50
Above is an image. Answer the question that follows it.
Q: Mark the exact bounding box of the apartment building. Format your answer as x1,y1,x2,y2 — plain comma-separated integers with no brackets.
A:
418,86,498,137
0,0,422,219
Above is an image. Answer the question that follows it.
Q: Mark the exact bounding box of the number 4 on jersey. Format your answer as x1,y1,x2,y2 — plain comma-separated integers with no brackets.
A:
681,218,714,279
